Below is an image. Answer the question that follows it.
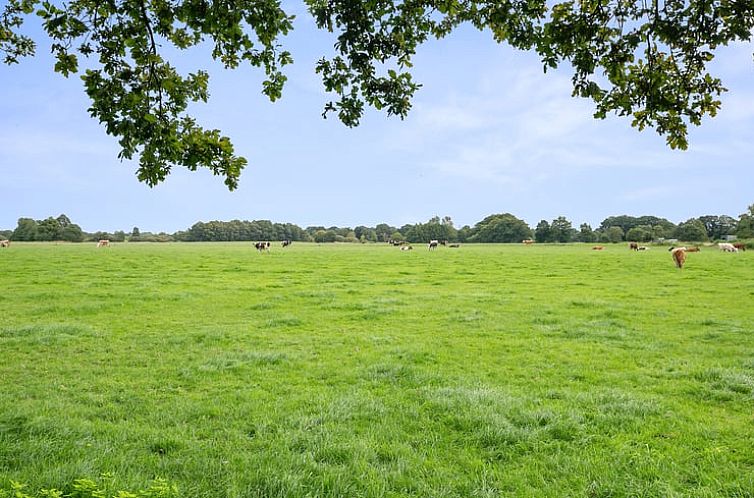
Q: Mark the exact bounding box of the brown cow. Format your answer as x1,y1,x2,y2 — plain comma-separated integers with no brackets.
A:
629,242,639,251
96,239,110,248
592,246,605,251
686,246,701,252
522,239,534,245
669,246,687,269
0,239,10,248
733,243,746,251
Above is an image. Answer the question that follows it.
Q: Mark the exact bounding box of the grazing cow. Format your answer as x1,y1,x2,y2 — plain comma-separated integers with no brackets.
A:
0,239,10,248
718,242,738,253
592,246,605,251
522,239,534,245
629,242,639,251
733,243,746,251
428,240,439,251
281,240,292,248
669,246,687,269
255,241,271,252
400,245,413,251
449,243,460,248
686,246,701,252
96,239,110,248
440,240,448,246
637,246,649,251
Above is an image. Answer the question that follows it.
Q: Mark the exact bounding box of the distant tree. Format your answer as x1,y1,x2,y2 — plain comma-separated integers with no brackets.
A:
0,229,12,240
354,226,369,240
12,218,38,241
314,230,336,243
36,217,63,241
697,215,737,240
626,226,652,242
674,219,709,242
604,226,625,243
404,216,457,242
534,220,551,243
375,224,395,243
60,223,84,242
457,225,473,243
737,210,754,239
90,231,113,242
577,223,597,243
111,230,127,242
470,213,532,243
651,225,667,240
549,216,576,243
390,231,405,242
56,214,72,227
600,215,675,237
132,227,140,237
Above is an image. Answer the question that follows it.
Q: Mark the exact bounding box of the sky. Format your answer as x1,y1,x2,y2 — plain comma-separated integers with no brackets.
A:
1,4,753,234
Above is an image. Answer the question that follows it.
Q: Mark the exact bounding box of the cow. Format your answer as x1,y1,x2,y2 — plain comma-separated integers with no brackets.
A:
522,239,534,245
400,245,413,251
281,240,292,248
669,246,687,269
449,243,460,248
733,243,746,251
255,241,271,252
686,246,701,252
637,246,649,251
592,246,605,251
428,240,439,251
96,239,110,248
718,242,738,253
0,240,10,248
629,242,639,251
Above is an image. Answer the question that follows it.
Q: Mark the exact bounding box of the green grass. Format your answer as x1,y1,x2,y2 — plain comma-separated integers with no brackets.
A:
1,242,753,497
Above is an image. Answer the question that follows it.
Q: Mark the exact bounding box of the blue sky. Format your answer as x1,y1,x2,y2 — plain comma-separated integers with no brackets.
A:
1,4,753,233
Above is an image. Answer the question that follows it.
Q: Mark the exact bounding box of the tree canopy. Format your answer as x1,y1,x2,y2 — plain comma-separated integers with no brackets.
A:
3,0,753,189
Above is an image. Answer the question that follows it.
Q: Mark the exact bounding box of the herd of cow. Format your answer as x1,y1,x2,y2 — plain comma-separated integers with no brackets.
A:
666,242,745,269
253,240,292,252
0,238,747,269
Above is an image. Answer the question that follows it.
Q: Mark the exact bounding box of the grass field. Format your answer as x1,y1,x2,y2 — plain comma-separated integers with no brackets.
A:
1,242,753,497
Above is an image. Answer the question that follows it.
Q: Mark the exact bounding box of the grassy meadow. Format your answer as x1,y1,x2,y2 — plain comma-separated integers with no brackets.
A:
1,242,753,497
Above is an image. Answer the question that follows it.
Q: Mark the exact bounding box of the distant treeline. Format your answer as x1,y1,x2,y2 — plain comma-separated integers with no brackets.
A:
3,206,753,243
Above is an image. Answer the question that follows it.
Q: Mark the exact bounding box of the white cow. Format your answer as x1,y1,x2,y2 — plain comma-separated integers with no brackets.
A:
97,239,110,248
718,242,738,253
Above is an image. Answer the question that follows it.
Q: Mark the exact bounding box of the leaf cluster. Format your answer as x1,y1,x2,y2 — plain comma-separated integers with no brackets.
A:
3,0,753,188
